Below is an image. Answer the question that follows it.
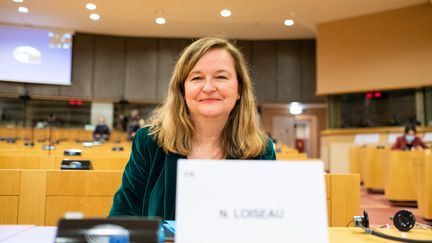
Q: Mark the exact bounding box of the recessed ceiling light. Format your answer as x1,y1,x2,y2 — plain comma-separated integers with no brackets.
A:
18,6,28,13
220,9,231,17
155,17,166,25
12,0,24,3
89,13,100,20
284,19,295,26
86,3,96,10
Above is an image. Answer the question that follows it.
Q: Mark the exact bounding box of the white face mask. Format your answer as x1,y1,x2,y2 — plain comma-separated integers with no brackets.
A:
405,134,415,143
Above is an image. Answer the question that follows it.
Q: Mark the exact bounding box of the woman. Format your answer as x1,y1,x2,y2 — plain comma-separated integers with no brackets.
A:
109,37,276,220
391,125,428,150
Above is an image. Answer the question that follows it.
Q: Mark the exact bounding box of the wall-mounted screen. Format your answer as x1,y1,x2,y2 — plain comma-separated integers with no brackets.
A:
0,25,73,85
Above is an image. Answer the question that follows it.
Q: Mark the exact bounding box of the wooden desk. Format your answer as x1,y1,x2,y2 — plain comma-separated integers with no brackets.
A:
1,226,432,242
414,151,432,220
0,169,360,227
384,151,421,202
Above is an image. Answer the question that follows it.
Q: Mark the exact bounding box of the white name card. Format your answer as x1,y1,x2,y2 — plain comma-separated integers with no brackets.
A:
423,132,432,142
354,133,380,145
388,133,403,144
175,160,329,243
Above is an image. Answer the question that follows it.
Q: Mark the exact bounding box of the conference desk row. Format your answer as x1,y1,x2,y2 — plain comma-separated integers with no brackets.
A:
0,169,360,227
349,148,432,220
0,127,129,142
1,225,432,242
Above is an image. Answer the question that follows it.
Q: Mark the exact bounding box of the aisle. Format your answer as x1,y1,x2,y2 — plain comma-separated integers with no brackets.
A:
360,186,431,227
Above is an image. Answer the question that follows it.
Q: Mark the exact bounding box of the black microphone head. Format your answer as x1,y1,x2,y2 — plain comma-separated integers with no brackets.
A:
393,210,415,232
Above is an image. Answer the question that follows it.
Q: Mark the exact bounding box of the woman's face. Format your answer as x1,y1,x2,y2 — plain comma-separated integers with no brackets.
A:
184,48,239,121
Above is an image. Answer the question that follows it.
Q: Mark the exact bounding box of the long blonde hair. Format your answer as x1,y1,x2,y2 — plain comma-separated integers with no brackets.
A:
148,37,267,158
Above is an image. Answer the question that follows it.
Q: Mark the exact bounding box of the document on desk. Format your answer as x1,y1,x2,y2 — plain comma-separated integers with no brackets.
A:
175,159,329,243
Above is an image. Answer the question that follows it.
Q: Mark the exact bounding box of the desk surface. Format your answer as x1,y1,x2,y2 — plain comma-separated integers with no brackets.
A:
1,226,431,243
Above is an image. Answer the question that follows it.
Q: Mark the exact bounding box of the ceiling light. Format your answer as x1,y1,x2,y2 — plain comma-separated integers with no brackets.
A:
289,102,302,115
18,6,28,13
86,3,96,10
89,13,100,21
12,0,24,3
155,17,166,25
220,9,231,17
284,19,295,26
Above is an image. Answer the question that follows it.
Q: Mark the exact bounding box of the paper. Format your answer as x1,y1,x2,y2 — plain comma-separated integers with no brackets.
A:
175,160,328,243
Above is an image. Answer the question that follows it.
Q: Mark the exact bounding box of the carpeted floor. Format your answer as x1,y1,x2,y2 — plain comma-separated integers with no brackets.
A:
360,186,432,228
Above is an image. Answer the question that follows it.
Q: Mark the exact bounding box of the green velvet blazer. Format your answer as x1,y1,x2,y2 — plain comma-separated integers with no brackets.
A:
109,127,276,220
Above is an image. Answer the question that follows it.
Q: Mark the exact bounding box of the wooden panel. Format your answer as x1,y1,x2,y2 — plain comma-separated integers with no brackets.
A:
329,174,360,227
0,196,19,224
0,82,25,95
317,4,432,95
18,170,47,225
156,39,189,100
46,171,122,196
45,196,113,226
0,155,55,169
93,36,126,99
251,41,277,102
61,33,94,98
363,148,387,191
414,151,432,220
124,38,158,101
276,40,301,102
384,151,418,201
301,40,323,102
235,40,252,64
0,170,20,195
26,84,60,97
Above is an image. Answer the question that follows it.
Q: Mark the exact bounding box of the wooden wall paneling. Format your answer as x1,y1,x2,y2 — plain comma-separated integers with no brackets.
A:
93,36,126,99
18,170,47,225
235,40,253,65
26,84,61,97
0,170,20,224
384,151,417,201
301,40,323,102
276,40,301,102
124,38,158,101
46,171,122,196
0,82,25,96
0,169,21,195
156,39,189,100
0,196,19,224
251,41,277,102
329,174,360,226
60,34,94,98
45,196,113,226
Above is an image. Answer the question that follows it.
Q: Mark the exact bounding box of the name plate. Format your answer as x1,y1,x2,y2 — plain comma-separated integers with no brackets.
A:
354,133,379,145
175,160,328,243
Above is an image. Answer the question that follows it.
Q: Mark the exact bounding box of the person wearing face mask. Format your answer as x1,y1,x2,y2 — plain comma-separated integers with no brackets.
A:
391,125,428,150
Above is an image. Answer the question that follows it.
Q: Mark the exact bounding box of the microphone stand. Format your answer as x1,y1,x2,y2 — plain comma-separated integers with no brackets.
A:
43,114,56,154
24,120,35,147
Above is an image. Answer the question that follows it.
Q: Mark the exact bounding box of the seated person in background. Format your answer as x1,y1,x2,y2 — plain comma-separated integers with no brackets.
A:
109,37,276,220
93,116,110,141
128,109,140,140
391,125,428,150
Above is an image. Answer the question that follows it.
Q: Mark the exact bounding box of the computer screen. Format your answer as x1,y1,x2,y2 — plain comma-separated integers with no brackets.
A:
0,25,73,85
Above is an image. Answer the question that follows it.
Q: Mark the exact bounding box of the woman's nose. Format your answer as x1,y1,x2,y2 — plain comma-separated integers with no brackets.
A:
202,78,216,92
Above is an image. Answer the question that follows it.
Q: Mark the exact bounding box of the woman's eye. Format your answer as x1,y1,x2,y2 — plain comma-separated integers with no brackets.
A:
216,76,227,79
191,76,202,81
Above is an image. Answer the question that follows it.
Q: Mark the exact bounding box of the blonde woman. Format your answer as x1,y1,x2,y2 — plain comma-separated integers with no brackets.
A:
109,37,276,219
